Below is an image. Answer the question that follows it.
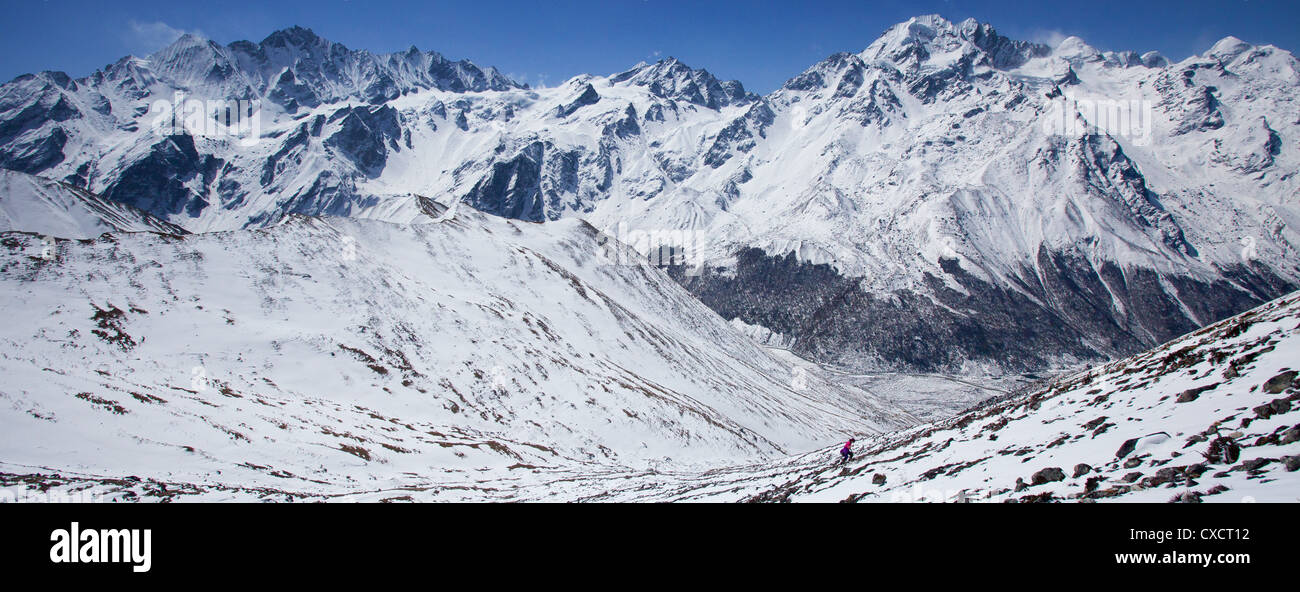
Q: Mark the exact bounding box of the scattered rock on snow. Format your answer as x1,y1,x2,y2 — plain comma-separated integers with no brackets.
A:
1236,458,1273,472
1072,463,1092,478
1262,370,1298,394
1254,398,1292,419
1115,432,1170,459
1031,467,1065,485
1176,383,1219,403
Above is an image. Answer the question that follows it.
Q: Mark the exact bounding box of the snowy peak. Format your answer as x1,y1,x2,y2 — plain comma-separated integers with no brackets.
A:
98,26,524,107
862,14,1049,72
609,57,754,109
1207,36,1254,62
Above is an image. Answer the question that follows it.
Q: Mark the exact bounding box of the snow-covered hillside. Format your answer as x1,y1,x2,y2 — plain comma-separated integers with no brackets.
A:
2,16,1295,371
5,288,1297,502
0,169,186,238
0,205,912,500
585,289,1300,502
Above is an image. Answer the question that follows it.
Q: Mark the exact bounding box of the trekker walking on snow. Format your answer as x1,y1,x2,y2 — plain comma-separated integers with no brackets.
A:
839,438,855,464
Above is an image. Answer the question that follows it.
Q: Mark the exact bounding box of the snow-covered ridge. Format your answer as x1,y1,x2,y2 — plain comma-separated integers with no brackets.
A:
0,207,913,499
0,169,186,237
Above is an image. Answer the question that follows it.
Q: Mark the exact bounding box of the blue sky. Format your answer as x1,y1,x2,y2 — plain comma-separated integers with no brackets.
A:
2,0,1297,93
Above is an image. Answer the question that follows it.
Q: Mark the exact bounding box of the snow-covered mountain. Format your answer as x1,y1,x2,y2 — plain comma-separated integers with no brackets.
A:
3,16,1299,372
0,204,912,498
0,169,186,237
6,287,1298,502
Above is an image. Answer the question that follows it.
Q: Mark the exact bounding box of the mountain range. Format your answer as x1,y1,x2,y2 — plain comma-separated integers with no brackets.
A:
2,14,1300,502
4,16,1297,373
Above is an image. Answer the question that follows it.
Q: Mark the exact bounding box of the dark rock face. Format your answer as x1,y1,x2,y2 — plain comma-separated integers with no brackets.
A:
102,135,222,218
261,120,316,187
1072,464,1092,478
267,68,320,112
961,20,1051,70
556,84,600,118
323,105,403,177
463,142,547,222
0,126,67,173
702,101,775,168
0,75,82,173
669,248,1293,373
459,139,616,222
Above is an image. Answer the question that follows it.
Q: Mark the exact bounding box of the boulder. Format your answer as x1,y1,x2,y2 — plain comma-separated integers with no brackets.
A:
1031,467,1066,485
1237,458,1273,472
1263,370,1298,394
1115,432,1170,459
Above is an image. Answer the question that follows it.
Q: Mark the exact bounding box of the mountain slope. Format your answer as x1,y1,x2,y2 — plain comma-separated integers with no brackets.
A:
506,288,1300,502
0,207,911,499
6,288,1297,502
0,169,186,238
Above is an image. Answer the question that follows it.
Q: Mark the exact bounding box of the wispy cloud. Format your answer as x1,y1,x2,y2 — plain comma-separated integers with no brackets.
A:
1028,29,1071,48
125,20,205,55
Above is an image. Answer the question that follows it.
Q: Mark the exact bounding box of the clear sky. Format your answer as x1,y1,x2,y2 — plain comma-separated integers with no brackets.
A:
2,0,1297,93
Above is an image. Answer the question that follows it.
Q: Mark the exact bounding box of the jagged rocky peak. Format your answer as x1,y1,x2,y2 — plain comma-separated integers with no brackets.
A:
861,14,1049,72
134,26,524,104
260,25,330,51
781,51,868,92
145,32,248,93
609,57,754,109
